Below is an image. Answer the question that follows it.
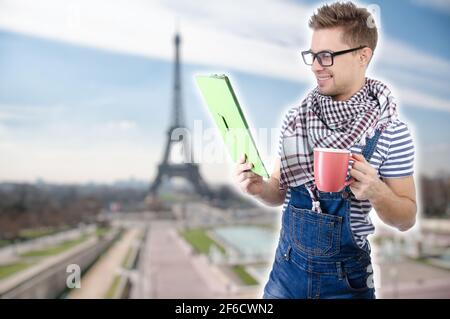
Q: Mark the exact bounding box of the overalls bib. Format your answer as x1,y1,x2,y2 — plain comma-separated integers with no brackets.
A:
263,130,382,299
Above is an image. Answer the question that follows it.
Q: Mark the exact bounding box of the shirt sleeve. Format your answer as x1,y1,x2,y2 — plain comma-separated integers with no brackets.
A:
379,121,415,178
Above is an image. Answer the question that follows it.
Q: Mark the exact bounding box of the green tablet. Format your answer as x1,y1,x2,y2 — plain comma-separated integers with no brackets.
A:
195,74,269,178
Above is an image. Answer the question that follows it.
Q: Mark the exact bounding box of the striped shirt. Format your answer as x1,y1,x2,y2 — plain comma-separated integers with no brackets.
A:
278,116,415,248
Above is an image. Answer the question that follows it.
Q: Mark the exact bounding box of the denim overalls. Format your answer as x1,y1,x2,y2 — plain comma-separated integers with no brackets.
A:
263,130,382,299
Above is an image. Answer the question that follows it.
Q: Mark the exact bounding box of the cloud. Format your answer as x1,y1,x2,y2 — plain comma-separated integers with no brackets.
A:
0,135,232,184
377,67,450,95
0,103,142,149
412,0,450,15
163,0,308,47
0,123,9,139
2,0,448,86
0,103,66,119
418,142,450,177
376,35,450,79
422,143,450,152
0,140,159,183
101,120,137,132
395,86,450,112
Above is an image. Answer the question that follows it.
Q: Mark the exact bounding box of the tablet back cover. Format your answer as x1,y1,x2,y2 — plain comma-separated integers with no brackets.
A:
195,74,269,178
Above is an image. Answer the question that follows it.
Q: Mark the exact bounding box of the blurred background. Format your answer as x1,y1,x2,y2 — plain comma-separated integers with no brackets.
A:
0,0,449,299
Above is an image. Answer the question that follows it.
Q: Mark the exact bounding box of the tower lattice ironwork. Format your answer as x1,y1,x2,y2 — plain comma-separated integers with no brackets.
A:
149,31,211,198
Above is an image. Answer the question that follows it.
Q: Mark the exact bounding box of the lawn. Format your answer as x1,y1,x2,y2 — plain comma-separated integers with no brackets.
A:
181,229,226,255
19,227,67,240
0,227,74,248
96,227,110,238
0,227,67,248
232,265,258,286
122,247,134,269
0,262,32,280
0,239,11,248
20,236,89,258
105,275,121,299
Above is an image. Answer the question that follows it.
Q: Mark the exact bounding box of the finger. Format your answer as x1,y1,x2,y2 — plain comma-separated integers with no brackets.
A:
344,178,354,186
350,181,363,190
240,174,262,186
251,175,263,183
239,162,253,171
351,153,366,162
238,154,247,164
237,162,253,174
349,168,366,181
238,171,257,183
353,180,363,187
237,172,248,183
352,160,375,175
242,178,259,190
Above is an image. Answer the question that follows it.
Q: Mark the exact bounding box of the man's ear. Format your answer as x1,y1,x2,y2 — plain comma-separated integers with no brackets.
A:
360,47,373,67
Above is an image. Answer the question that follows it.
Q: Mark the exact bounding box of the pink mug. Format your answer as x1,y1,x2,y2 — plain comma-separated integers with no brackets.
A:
313,148,357,192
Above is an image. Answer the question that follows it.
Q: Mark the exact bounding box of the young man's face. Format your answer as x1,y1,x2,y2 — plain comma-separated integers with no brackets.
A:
309,27,366,100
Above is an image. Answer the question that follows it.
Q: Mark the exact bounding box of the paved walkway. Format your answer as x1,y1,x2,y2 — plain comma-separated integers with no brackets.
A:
132,221,252,299
68,228,139,299
377,259,450,298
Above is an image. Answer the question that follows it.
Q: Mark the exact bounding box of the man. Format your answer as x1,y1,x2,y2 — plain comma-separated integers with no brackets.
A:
234,2,416,299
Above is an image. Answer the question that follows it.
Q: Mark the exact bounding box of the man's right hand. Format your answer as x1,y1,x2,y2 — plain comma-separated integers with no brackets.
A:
234,154,264,196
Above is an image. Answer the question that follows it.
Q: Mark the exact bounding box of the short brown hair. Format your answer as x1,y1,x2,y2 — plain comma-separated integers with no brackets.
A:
309,1,378,52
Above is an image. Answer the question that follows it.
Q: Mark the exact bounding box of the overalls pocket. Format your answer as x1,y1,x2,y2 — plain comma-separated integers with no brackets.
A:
344,268,371,292
289,204,342,256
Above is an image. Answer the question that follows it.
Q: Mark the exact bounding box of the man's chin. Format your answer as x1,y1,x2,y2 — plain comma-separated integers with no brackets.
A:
317,87,335,96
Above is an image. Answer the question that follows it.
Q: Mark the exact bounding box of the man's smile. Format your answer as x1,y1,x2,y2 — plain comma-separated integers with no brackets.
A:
315,73,333,85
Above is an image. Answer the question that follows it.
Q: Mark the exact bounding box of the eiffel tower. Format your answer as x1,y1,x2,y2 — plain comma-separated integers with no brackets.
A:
149,31,211,199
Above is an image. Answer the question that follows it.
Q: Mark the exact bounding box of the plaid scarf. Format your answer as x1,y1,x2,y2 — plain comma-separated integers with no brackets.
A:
279,78,398,211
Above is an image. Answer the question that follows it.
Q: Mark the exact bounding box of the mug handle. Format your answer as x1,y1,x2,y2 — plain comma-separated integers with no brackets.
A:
344,178,355,186
345,154,361,186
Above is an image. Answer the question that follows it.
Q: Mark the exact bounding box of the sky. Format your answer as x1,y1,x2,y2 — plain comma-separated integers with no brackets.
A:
0,0,449,185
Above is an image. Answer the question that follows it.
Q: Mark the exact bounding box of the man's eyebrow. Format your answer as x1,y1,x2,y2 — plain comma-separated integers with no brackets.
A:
309,49,332,53
308,49,331,54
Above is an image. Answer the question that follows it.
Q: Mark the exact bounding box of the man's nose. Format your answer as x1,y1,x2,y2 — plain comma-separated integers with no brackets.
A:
311,57,324,72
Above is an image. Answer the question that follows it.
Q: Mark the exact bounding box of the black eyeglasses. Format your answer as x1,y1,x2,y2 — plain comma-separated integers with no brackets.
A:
301,45,367,67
